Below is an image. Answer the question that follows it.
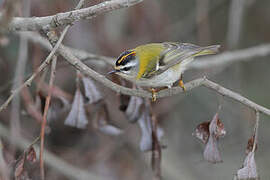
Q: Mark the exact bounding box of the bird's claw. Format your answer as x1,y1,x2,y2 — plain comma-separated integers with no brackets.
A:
150,88,157,102
179,79,186,92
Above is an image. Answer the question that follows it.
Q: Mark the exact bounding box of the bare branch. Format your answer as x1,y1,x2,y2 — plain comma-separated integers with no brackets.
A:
151,114,162,180
202,79,270,116
56,44,270,116
6,32,270,118
6,0,143,31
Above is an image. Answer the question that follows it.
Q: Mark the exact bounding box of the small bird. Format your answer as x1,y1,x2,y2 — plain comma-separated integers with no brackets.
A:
109,42,220,100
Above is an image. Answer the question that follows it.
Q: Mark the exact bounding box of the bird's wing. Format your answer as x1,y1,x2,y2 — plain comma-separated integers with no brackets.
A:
135,43,165,79
160,42,203,64
135,42,220,79
152,42,220,76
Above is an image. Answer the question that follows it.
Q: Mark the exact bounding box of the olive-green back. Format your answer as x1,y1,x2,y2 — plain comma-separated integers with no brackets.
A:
134,43,165,79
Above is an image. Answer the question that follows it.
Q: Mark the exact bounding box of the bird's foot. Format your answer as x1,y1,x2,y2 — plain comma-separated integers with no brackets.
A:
179,75,186,92
150,88,157,102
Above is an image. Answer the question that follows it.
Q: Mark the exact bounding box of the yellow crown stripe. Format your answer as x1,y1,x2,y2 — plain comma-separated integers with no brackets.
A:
118,51,136,63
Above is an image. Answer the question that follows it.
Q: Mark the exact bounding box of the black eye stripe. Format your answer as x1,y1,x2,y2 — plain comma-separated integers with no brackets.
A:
122,67,132,71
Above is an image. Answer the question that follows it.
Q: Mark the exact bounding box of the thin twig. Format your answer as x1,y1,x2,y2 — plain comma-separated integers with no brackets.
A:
151,114,162,180
40,56,57,180
146,100,162,179
6,0,143,31
252,111,260,153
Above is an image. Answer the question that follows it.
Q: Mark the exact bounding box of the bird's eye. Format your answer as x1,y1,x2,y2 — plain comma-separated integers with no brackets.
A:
122,67,131,71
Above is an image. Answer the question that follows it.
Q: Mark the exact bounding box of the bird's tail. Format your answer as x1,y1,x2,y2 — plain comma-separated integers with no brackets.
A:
194,45,220,56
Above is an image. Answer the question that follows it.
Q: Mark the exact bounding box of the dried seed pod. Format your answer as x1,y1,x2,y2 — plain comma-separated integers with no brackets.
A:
64,88,88,129
125,96,144,123
237,152,258,180
82,77,103,104
203,113,224,163
138,107,164,152
246,134,258,154
192,121,210,144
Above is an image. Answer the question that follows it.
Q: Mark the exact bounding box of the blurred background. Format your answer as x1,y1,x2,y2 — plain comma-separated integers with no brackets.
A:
0,0,270,179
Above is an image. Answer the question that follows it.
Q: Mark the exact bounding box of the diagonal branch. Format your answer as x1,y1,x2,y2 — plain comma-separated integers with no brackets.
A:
55,44,270,117
201,79,270,115
2,32,270,118
6,0,143,31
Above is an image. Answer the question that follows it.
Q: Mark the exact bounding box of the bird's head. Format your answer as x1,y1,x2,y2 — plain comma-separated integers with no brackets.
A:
109,50,138,78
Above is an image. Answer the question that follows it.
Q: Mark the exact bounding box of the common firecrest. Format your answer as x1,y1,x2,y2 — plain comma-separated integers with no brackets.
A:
109,42,220,99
